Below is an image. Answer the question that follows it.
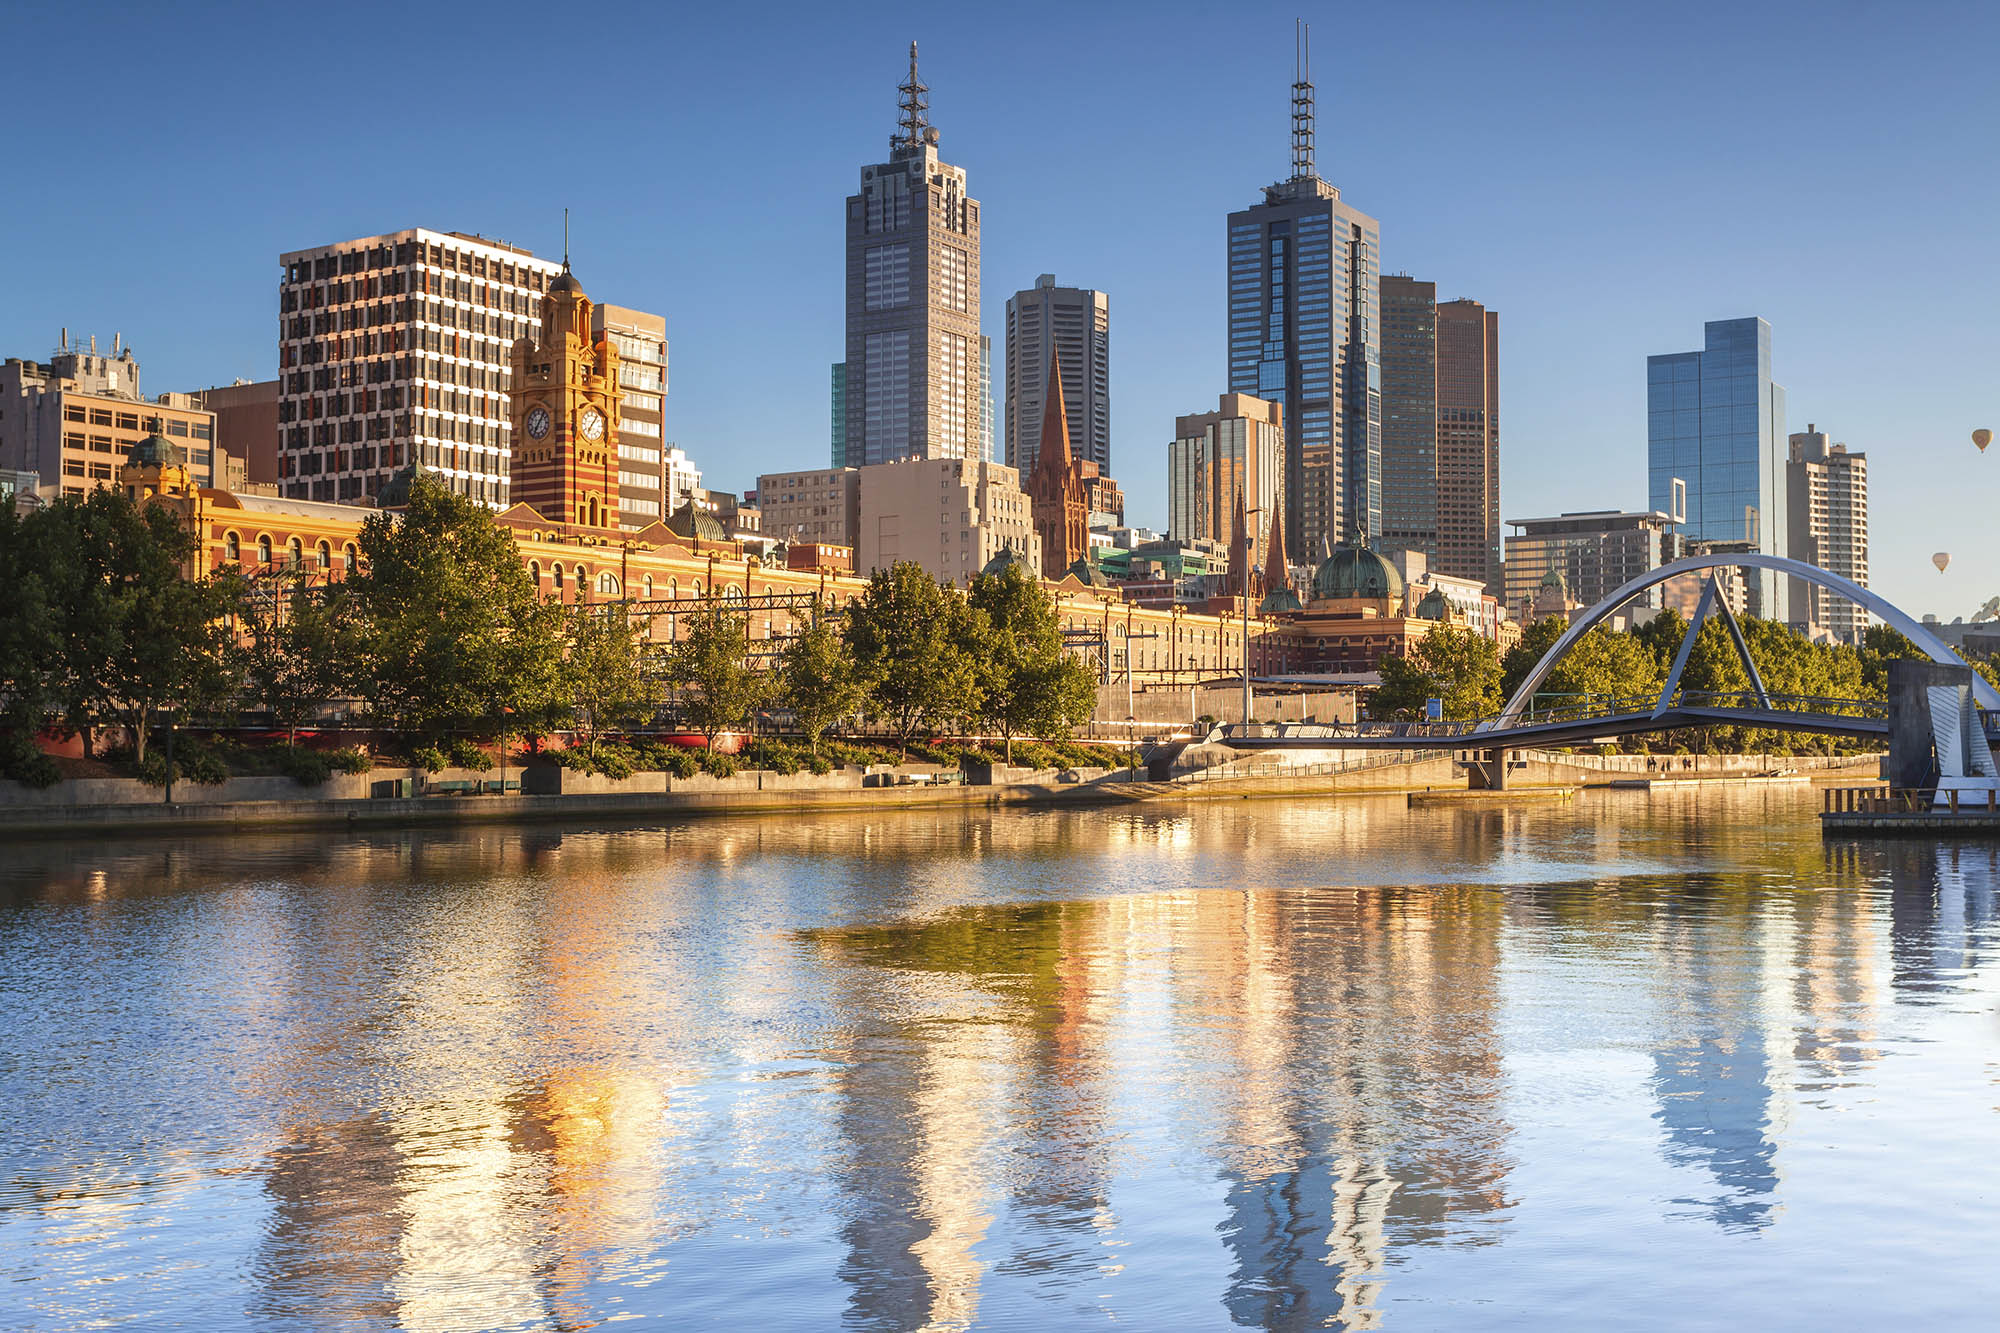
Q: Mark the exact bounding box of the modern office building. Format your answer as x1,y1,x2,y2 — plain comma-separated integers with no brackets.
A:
1786,424,1869,643
1378,281,1501,590
1435,297,1500,591
978,335,995,463
830,362,847,467
1168,392,1285,556
1502,509,1684,622
1004,274,1110,475
857,454,1039,585
1647,317,1788,619
758,466,861,549
842,45,982,467
1379,276,1436,558
277,227,564,507
594,304,669,526
1227,25,1380,561
1,335,224,499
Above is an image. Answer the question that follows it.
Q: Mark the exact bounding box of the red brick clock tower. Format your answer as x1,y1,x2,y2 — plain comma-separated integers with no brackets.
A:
509,257,621,533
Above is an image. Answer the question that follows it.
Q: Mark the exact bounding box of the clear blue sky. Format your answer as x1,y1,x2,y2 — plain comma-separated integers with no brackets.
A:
6,0,1996,618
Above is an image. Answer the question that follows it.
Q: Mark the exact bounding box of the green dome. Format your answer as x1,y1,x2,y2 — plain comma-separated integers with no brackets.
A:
666,499,727,543
1311,540,1404,603
1065,556,1111,588
1539,567,1566,592
980,547,1029,578
125,427,184,471
1414,586,1451,620
1258,586,1304,615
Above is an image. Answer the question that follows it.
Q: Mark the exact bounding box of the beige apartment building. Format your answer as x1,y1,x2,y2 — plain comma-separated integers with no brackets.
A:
1167,392,1285,554
758,466,861,548
1,335,225,500
858,455,1039,585
594,303,669,526
1786,424,1869,643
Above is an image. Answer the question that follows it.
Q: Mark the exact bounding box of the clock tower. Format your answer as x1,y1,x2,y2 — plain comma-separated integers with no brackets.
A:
509,256,622,533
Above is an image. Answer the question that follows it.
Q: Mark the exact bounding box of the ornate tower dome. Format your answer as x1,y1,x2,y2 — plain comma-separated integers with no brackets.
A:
1414,585,1452,620
1310,536,1404,603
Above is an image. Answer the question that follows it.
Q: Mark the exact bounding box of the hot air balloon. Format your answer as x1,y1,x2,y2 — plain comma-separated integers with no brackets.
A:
1976,428,1992,453
1933,552,1952,574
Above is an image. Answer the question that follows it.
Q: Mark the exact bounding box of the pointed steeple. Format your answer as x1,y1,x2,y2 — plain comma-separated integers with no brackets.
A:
1038,352,1072,469
1227,486,1251,594
1262,501,1289,595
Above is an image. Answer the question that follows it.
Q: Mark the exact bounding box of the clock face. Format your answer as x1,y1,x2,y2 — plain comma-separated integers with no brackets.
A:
525,406,551,440
579,408,605,442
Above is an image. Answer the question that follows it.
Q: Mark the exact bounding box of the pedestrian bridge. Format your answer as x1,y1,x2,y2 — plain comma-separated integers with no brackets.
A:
1213,554,2000,773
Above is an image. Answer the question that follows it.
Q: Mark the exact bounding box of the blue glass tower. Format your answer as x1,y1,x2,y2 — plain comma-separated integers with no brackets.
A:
1647,317,1788,618
1226,31,1380,562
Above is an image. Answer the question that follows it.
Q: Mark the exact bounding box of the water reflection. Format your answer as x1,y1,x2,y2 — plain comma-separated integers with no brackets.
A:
1,793,1999,1330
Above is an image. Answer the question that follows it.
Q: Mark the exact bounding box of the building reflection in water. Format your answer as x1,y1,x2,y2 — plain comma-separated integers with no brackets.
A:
6,796,2000,1331
809,874,1515,1331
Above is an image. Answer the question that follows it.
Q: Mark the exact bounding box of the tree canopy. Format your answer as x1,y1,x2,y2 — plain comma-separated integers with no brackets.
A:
346,471,564,739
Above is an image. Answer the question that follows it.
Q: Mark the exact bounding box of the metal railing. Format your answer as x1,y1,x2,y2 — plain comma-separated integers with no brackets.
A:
1217,691,1896,746
1176,748,1453,785
1824,786,2000,814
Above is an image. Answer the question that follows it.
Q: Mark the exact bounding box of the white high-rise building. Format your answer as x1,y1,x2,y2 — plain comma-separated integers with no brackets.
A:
277,228,563,506
1786,424,1869,643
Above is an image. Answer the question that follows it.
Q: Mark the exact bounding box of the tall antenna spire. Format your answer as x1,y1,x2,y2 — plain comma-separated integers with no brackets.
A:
1291,18,1316,180
562,207,571,273
897,41,930,150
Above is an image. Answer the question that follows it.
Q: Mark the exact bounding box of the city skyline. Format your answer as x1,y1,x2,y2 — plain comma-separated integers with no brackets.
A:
2,1,1996,616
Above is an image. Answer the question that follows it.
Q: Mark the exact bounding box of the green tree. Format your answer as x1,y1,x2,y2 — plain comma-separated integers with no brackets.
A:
346,472,563,741
564,602,654,759
968,563,1097,762
1499,616,1567,700
1371,624,1502,722
842,561,982,744
1858,624,1923,696
779,612,868,755
240,576,357,747
0,505,59,742
668,597,765,747
1541,627,1663,708
29,490,240,764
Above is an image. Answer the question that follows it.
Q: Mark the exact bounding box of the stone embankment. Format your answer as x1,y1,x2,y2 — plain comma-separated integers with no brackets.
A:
0,747,1886,838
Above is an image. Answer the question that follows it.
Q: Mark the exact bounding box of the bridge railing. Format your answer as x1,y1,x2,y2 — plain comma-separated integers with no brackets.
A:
1177,748,1455,785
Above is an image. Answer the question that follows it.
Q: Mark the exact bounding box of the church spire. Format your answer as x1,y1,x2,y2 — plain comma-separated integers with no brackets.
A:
1037,352,1072,469
1262,500,1289,595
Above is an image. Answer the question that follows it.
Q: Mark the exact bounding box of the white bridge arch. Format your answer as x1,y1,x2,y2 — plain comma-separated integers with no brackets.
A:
1485,552,2000,733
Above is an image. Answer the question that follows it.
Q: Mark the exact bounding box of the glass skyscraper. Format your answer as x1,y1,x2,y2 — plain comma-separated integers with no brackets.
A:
1647,317,1788,618
1225,37,1379,562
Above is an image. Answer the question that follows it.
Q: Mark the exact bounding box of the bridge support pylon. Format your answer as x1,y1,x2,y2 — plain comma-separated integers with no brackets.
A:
1466,748,1511,790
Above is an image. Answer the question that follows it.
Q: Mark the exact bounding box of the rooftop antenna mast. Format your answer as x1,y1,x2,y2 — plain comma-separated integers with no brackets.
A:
562,207,571,273
896,41,930,151
1291,18,1316,180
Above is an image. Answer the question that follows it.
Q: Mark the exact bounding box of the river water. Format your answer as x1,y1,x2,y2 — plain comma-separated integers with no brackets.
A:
2,788,1998,1331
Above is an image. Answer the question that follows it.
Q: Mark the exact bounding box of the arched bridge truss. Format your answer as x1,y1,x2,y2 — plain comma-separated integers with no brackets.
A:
1221,553,1999,753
